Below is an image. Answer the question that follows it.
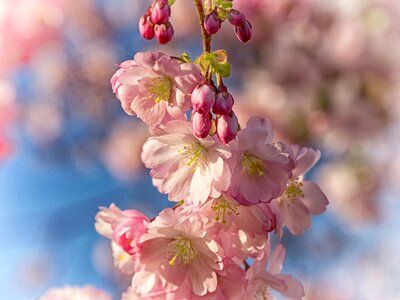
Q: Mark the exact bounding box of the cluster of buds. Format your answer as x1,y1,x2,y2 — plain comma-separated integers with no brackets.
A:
204,7,252,43
139,0,174,44
191,80,238,143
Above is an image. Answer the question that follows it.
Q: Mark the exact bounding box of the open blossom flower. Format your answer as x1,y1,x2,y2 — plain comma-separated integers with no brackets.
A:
40,285,111,300
228,117,294,205
111,51,203,127
141,120,231,206
245,243,305,300
273,144,329,235
197,192,275,236
124,259,245,300
133,208,223,296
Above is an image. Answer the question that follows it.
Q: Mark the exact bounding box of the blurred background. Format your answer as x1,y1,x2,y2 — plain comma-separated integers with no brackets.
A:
0,0,399,299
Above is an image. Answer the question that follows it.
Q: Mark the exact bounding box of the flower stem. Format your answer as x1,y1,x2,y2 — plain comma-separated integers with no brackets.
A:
194,0,212,53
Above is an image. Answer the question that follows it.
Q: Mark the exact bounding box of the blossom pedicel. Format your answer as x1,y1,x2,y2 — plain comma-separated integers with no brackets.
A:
92,1,329,299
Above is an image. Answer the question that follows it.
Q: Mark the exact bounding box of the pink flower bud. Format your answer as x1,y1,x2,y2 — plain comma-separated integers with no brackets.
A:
154,22,174,44
217,112,238,144
151,0,170,25
235,20,252,43
191,83,216,114
139,15,155,40
204,8,221,35
213,91,234,115
193,112,212,138
228,9,245,26
112,210,149,256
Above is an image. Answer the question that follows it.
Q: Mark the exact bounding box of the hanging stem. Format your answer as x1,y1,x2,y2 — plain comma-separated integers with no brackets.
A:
194,0,212,53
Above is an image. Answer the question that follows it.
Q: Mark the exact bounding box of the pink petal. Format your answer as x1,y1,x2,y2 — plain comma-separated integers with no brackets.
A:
278,197,311,235
302,181,329,215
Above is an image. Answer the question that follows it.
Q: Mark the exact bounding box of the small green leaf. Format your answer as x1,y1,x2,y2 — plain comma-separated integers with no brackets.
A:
179,52,192,63
168,0,176,6
214,61,230,78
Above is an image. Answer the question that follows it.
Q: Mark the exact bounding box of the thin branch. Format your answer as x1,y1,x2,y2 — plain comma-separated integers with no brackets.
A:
193,0,212,53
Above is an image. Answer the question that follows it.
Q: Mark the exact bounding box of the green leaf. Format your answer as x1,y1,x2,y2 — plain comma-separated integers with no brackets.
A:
179,52,192,63
194,50,231,78
214,61,230,78
168,0,176,6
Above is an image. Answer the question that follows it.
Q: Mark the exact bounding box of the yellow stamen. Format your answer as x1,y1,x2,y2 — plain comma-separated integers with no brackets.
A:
211,197,239,224
178,143,208,172
150,77,172,103
241,153,265,176
278,178,304,205
166,236,198,266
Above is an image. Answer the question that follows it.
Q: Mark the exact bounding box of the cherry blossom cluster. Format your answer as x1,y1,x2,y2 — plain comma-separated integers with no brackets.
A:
96,1,329,299
99,49,328,298
139,0,174,44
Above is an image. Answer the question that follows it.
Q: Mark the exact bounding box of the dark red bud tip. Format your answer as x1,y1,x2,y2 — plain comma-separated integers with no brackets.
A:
213,92,234,115
155,22,174,44
204,9,221,35
151,0,170,25
191,83,216,114
228,9,245,26
216,112,238,144
235,20,252,43
139,16,155,40
193,112,212,139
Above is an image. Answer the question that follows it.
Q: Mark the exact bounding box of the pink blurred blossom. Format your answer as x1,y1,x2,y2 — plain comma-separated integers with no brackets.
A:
40,285,111,300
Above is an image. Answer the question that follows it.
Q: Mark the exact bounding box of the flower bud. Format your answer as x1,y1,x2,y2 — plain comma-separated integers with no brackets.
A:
204,8,221,35
228,9,245,26
216,112,238,144
139,15,155,40
113,210,149,256
191,83,216,114
193,112,212,139
151,0,170,25
235,20,252,43
155,22,174,44
213,91,234,115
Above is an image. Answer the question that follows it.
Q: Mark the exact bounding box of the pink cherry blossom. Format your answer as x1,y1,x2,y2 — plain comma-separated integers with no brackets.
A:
246,243,305,300
124,259,246,300
228,117,294,205
111,51,202,127
133,208,223,296
95,203,150,256
273,144,329,235
198,192,274,236
112,210,149,256
40,285,111,300
141,120,231,206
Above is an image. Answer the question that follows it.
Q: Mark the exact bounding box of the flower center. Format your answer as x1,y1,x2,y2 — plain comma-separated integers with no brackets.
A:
166,236,198,266
150,77,172,103
211,197,239,224
241,153,265,176
279,178,304,205
178,143,208,172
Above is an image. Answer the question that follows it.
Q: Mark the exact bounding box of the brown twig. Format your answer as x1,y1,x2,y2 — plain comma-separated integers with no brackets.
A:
193,0,212,53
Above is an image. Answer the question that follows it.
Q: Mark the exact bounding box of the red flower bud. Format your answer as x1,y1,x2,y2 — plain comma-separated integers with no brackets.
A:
193,112,212,139
216,112,238,144
155,22,174,44
139,15,155,40
204,8,221,35
151,0,170,25
191,83,216,114
235,20,252,43
228,9,245,26
213,91,234,115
